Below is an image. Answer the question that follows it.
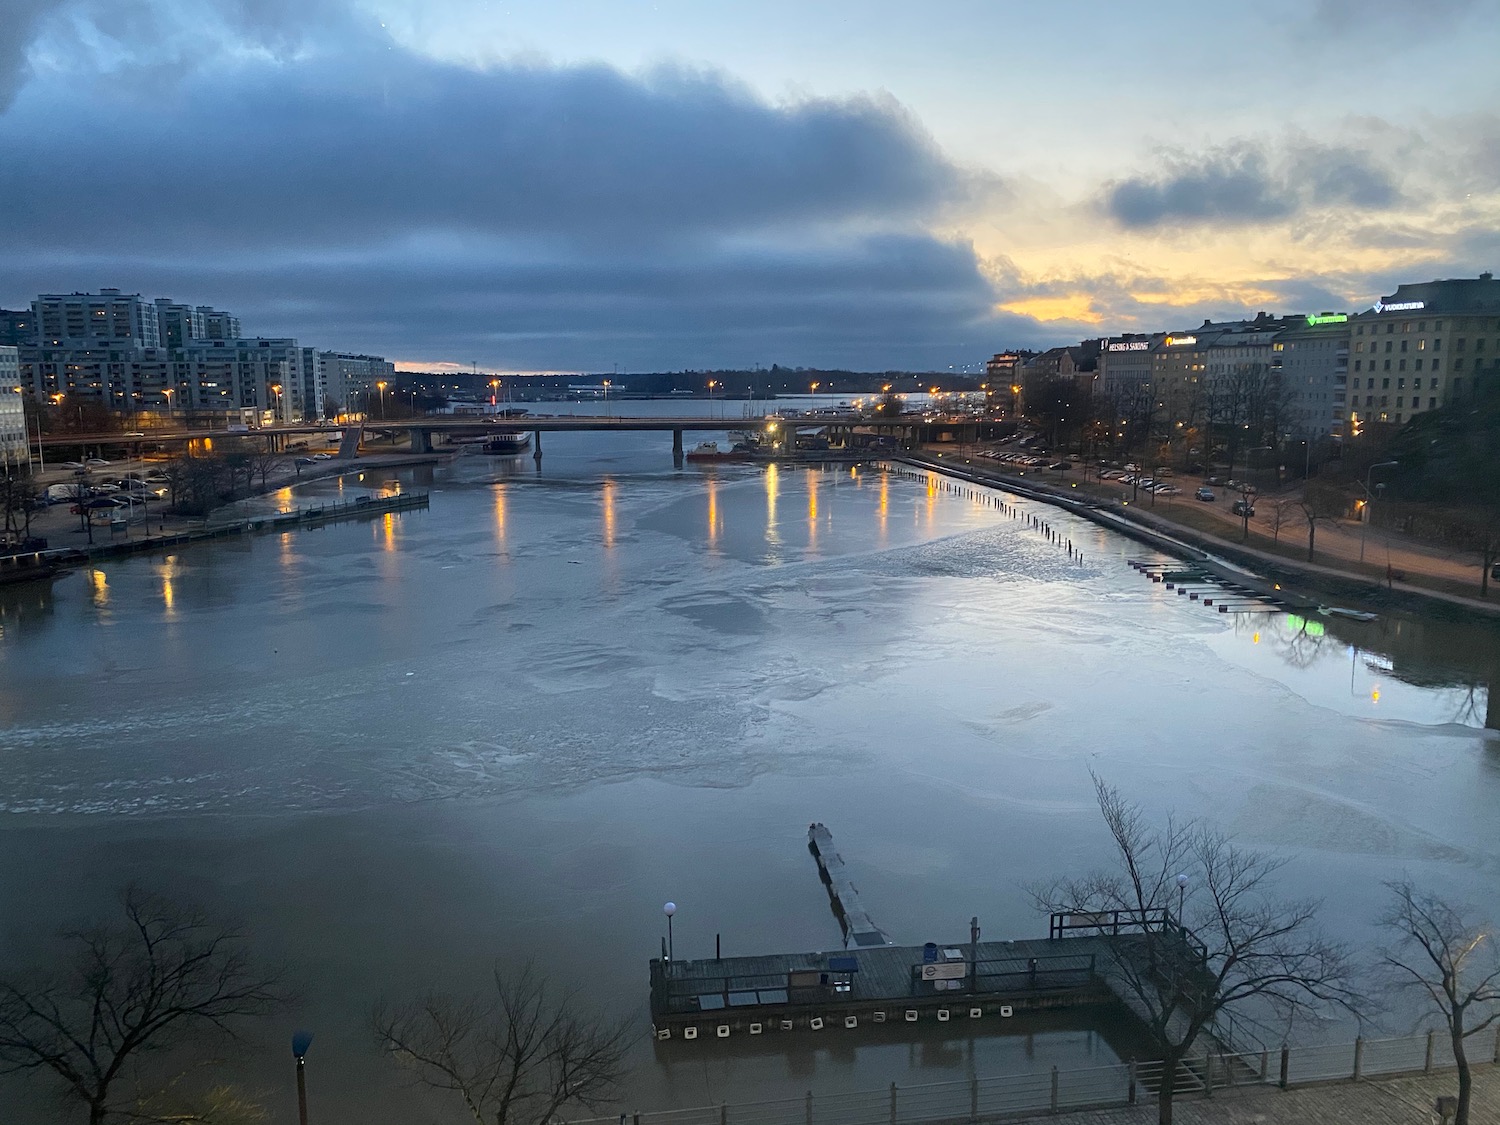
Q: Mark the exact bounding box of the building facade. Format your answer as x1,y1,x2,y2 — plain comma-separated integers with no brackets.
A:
1271,315,1351,439
0,309,34,347
1345,273,1500,430
0,347,28,472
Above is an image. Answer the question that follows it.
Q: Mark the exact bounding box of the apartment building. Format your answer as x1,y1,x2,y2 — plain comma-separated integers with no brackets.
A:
1346,273,1500,429
0,346,26,472
0,309,34,347
1272,315,1351,438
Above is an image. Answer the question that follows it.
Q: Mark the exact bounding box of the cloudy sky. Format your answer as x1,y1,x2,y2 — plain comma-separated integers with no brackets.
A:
2,0,1497,372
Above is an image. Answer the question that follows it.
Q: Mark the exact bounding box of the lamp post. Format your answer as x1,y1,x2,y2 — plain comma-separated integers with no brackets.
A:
1359,460,1398,563
490,378,500,409
376,380,388,421
602,379,612,418
663,901,677,961
1175,873,1189,924
271,383,284,425
291,1030,313,1125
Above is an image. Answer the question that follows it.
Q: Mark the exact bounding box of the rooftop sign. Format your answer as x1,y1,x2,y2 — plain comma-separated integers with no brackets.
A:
1107,341,1149,351
1164,335,1198,346
1306,314,1348,325
1374,300,1425,313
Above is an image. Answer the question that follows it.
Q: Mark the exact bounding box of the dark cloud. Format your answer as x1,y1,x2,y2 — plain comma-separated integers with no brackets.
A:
0,4,1029,368
1102,141,1402,229
0,0,66,109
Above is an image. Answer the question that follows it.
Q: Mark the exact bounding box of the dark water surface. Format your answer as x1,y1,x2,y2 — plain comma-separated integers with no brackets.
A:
1,416,1496,1122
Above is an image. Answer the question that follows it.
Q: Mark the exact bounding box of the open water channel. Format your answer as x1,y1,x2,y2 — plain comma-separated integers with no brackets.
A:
0,403,1497,1122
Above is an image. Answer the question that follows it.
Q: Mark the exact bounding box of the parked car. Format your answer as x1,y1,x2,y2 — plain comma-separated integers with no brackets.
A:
1195,487,1215,501
85,458,110,467
311,453,332,460
123,431,146,438
295,457,315,466
1048,461,1070,471
1232,499,1256,517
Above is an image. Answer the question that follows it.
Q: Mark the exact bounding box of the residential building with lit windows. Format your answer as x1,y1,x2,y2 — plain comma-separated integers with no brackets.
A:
1345,273,1500,430
0,309,34,346
1,346,29,473
1271,315,1351,439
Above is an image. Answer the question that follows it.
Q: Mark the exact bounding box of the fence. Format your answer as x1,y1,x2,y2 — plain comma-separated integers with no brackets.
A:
565,1027,1499,1125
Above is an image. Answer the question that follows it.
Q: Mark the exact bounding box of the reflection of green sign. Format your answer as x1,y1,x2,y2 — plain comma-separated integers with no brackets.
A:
1286,613,1325,637
1306,314,1348,325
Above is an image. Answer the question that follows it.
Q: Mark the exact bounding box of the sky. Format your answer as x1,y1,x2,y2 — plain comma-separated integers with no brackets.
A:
1,0,1497,372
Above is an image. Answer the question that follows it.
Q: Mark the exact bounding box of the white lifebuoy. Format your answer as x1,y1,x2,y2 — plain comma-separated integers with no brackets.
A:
684,1026,698,1039
937,1009,950,1022
969,1008,983,1019
1000,1005,1013,1017
844,1016,858,1029
750,1023,763,1035
905,1010,918,1022
809,1017,824,1031
716,1025,730,1038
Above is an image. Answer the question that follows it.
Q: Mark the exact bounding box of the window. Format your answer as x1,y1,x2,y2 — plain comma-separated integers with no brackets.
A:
1436,320,1444,330
1384,360,1392,371
1356,342,1365,353
1457,338,1467,351
1380,396,1389,406
1454,378,1463,395
1365,394,1373,406
1387,323,1395,334
1415,358,1423,371
1434,338,1442,350
1354,360,1362,371
1431,378,1439,389
1430,397,1437,408
1368,377,1376,388
1382,377,1391,389
1454,359,1464,371
1398,377,1406,387
1400,339,1408,352
1399,361,1407,372
1418,321,1426,331
1397,396,1404,407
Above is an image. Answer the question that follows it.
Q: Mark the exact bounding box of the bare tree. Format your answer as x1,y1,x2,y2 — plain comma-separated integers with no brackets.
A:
245,447,282,493
0,887,281,1125
374,964,632,1125
1267,498,1295,542
1379,881,1500,1125
1297,481,1346,562
1029,776,1356,1125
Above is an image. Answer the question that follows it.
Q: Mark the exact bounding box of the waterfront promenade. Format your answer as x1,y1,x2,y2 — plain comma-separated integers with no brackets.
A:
1006,1065,1497,1125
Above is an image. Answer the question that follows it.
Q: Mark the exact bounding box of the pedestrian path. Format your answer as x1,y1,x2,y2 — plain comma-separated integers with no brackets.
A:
1004,1064,1495,1125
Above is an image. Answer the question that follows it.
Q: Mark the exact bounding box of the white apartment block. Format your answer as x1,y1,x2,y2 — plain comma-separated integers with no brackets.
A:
34,289,160,348
1346,273,1500,430
0,346,27,472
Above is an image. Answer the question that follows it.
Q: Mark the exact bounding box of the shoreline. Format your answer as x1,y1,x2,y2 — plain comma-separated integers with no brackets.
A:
898,451,1500,622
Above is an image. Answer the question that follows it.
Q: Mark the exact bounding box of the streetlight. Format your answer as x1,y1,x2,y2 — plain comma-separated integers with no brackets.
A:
663,901,677,960
490,378,500,408
1175,873,1189,923
1359,460,1398,563
602,379,611,418
376,380,388,421
271,383,284,424
160,387,173,420
291,1030,313,1125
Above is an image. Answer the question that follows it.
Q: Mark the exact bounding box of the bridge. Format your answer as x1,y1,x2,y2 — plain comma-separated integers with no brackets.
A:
37,412,1005,467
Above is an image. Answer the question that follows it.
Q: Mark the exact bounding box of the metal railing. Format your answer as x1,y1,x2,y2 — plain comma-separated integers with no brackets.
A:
565,1027,1500,1125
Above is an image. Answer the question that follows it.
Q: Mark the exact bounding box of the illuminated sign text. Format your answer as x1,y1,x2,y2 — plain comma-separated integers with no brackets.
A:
1374,300,1425,313
1164,335,1198,346
1107,341,1149,351
1306,314,1348,325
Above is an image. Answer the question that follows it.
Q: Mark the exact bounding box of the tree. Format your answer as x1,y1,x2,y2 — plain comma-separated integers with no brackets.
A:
1378,881,1500,1125
1298,481,1346,562
1266,498,1295,543
1029,776,1356,1125
0,887,281,1125
374,964,631,1125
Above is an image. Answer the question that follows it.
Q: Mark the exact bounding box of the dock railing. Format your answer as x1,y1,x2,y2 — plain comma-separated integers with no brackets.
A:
567,1027,1499,1125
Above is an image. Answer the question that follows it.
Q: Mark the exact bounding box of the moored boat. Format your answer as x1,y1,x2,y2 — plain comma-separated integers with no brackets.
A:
481,431,532,455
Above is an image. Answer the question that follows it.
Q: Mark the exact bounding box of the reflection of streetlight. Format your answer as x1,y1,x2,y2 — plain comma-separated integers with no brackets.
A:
663,901,677,960
291,1031,313,1125
376,380,387,421
1359,460,1398,562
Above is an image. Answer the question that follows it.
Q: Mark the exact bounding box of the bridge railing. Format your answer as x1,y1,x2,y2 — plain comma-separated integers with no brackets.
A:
566,1026,1500,1125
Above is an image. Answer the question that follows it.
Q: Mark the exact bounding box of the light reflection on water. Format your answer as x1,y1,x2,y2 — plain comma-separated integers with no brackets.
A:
0,430,1495,1120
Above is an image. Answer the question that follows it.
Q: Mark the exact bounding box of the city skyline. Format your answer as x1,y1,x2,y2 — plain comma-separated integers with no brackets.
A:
2,0,1497,370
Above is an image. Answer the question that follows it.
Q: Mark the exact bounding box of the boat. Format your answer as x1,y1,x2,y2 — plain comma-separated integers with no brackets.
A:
1319,606,1379,623
480,431,532,455
685,441,755,462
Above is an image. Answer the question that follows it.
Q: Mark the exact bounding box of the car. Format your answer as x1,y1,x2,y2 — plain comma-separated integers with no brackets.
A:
85,458,110,466
122,431,146,438
1048,461,1070,471
60,461,84,470
311,453,332,460
1195,487,1215,501
295,457,315,466
1232,499,1256,517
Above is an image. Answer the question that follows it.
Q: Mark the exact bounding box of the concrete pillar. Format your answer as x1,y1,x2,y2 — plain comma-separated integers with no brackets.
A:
408,427,432,453
673,428,684,468
532,430,543,464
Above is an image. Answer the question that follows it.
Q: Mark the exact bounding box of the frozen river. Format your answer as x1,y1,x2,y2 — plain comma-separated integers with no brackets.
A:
0,414,1496,1122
